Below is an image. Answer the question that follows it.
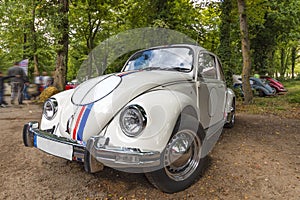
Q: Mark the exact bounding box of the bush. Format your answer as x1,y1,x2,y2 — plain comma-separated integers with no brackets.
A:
38,86,59,103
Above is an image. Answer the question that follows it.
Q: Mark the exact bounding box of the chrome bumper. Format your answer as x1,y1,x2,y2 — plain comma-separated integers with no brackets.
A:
86,137,161,173
23,122,86,161
23,122,161,173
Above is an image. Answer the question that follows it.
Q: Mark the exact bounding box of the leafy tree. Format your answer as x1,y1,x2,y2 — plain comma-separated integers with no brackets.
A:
218,0,233,85
68,0,121,80
291,46,300,79
195,3,221,51
0,0,57,79
237,0,253,104
250,0,300,77
1,0,299,88
0,1,29,70
55,0,69,91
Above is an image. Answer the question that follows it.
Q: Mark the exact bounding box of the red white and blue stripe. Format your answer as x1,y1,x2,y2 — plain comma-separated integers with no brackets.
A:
72,103,94,141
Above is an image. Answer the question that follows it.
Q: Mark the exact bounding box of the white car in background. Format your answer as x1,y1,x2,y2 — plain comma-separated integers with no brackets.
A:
23,44,235,193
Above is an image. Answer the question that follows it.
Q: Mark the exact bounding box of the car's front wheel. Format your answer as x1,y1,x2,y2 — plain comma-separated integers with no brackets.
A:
146,114,206,193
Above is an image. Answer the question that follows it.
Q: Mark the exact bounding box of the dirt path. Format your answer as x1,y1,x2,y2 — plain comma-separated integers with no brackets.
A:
0,103,299,199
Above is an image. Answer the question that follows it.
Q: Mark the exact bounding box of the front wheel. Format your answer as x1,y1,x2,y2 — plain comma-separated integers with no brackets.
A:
271,87,277,95
145,114,206,193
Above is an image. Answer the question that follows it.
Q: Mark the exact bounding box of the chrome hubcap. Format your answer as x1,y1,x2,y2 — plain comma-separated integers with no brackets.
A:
164,130,201,181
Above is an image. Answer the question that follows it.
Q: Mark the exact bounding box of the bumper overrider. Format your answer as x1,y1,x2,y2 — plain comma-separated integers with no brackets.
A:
23,122,161,173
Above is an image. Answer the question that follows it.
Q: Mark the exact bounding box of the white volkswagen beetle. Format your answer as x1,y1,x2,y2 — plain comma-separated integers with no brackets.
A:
23,44,235,193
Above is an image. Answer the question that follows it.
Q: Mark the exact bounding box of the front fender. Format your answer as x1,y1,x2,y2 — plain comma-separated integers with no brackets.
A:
40,89,75,134
255,85,272,95
102,89,198,153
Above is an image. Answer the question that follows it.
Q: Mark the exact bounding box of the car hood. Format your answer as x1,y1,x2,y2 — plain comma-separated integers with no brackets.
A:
60,70,193,141
72,70,192,106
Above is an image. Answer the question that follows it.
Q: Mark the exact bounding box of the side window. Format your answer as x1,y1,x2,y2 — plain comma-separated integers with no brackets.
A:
198,53,217,79
216,58,225,82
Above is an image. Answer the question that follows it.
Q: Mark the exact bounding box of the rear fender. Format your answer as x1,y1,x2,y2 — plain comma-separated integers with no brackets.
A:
225,88,235,114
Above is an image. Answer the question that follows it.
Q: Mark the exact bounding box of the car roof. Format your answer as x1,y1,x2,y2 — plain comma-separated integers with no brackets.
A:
143,44,206,52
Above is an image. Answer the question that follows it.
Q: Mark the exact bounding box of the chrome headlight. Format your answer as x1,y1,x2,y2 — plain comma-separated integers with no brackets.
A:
43,98,58,120
120,105,147,137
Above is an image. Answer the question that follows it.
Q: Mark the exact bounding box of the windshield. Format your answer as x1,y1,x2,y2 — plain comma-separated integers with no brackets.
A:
123,47,193,72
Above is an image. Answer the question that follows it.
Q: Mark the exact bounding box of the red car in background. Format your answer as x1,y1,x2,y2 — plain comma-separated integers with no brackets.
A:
260,76,287,94
65,79,79,90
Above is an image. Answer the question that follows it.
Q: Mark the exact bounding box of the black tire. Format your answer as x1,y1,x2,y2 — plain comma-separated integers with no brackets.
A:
23,124,33,147
145,114,206,193
271,87,277,95
258,89,265,97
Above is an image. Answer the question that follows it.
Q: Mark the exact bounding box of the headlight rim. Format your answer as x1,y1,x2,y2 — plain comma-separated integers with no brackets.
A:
43,98,58,120
119,105,147,138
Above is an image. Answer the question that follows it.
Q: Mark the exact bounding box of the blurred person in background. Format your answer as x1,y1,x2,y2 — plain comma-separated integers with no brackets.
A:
23,81,31,100
0,71,15,107
8,62,28,105
41,71,50,89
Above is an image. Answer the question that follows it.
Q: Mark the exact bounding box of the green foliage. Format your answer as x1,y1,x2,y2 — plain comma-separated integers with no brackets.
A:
0,0,57,77
105,52,133,74
218,0,235,85
281,80,300,103
0,0,299,83
249,0,300,76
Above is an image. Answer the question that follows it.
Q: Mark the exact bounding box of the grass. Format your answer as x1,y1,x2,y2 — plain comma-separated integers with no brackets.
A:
237,80,300,119
281,80,300,103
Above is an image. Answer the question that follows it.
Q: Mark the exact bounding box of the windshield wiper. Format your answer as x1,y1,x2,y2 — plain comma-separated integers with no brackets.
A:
142,66,190,72
143,67,164,71
166,67,191,72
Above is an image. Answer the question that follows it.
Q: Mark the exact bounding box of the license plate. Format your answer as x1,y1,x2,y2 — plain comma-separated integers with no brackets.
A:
34,135,73,160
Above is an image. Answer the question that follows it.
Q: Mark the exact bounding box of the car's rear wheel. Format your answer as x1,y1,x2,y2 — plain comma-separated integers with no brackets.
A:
146,114,206,193
258,89,265,97
224,100,235,128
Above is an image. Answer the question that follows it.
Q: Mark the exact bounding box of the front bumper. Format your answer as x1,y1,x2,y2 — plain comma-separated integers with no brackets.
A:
23,122,161,173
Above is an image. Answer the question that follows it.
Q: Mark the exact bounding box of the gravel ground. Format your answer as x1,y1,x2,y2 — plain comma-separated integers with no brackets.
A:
0,103,299,199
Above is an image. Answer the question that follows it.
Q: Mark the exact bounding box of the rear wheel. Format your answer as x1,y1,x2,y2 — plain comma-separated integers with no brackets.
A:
258,89,265,97
146,114,206,193
224,100,235,128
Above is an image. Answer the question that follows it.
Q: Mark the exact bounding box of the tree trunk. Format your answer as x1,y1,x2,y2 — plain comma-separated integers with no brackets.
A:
85,3,101,78
53,0,69,91
291,46,296,79
279,47,291,78
280,48,285,77
31,2,39,74
237,0,253,104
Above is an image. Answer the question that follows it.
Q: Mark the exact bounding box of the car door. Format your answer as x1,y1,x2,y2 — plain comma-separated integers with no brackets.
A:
197,52,226,129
